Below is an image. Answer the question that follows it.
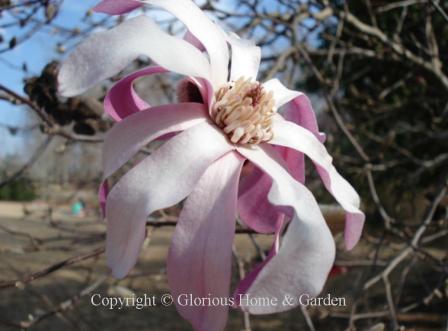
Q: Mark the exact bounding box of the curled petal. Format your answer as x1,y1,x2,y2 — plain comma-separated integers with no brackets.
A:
58,15,211,97
228,33,261,81
238,88,323,235
233,218,283,304
93,0,142,15
143,0,229,87
270,119,365,250
168,152,244,331
223,87,324,236
236,145,335,314
178,76,215,109
176,78,206,104
183,30,205,52
250,93,326,225
98,67,172,215
284,94,326,143
106,123,233,278
278,94,326,185
105,66,214,123
105,66,166,122
197,78,215,110
238,165,283,233
103,102,207,180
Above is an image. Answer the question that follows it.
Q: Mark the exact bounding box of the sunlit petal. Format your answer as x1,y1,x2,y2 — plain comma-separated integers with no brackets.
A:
103,103,208,180
142,0,229,87
59,16,211,97
237,145,335,314
271,119,365,249
228,33,261,81
168,152,244,331
262,79,302,109
106,123,234,278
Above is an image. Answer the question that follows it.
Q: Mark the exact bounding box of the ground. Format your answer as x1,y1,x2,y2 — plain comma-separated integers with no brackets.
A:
0,190,446,331
0,197,317,331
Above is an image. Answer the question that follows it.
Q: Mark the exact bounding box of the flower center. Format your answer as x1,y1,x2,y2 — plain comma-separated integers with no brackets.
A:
211,77,276,145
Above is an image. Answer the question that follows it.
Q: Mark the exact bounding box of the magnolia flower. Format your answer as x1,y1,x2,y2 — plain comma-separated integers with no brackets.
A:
58,1,365,330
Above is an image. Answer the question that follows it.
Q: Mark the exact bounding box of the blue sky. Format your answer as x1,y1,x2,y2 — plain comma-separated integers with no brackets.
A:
0,0,248,158
0,0,312,158
0,0,98,157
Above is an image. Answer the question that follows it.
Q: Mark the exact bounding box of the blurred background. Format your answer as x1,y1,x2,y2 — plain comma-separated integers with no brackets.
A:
0,0,447,330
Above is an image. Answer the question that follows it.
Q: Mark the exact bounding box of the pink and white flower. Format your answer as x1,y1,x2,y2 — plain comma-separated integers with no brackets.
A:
58,1,365,330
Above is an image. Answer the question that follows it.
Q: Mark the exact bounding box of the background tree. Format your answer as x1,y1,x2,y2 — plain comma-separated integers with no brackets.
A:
0,1,446,330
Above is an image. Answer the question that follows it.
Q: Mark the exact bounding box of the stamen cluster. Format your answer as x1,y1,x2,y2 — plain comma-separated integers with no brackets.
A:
211,77,276,145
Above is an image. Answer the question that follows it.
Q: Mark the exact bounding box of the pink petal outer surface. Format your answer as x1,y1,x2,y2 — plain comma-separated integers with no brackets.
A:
167,151,244,331
237,92,328,234
237,81,309,233
102,103,207,180
93,0,142,15
237,166,284,233
183,30,205,52
236,145,336,314
176,77,214,108
104,67,214,122
104,66,167,122
284,94,326,143
106,122,234,278
98,67,168,214
270,119,365,250
263,81,323,192
281,94,326,183
233,219,283,305
196,78,215,110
